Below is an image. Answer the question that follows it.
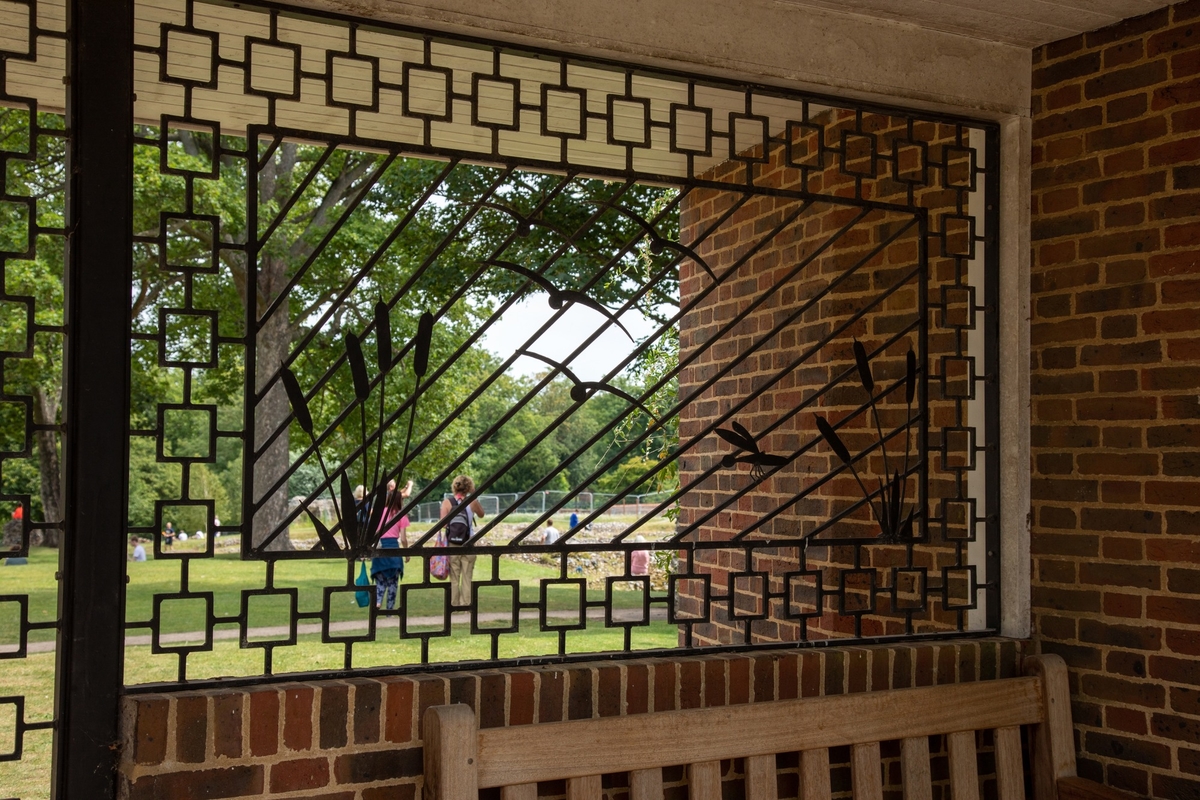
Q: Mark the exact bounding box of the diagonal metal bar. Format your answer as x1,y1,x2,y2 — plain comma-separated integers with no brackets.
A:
508,210,918,548
249,172,622,547
616,265,924,546
248,169,590,511
402,194,808,550
253,149,398,326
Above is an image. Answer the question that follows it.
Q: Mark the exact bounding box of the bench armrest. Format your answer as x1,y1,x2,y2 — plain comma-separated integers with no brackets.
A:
1058,777,1143,800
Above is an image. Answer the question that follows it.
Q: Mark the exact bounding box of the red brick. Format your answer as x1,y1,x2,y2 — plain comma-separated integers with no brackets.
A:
283,685,314,752
846,649,869,693
1034,53,1102,90
126,766,263,800
248,690,278,758
1084,731,1171,769
334,747,422,784
270,758,330,793
1147,595,1200,625
625,664,648,714
1168,628,1200,655
363,786,415,800
1104,592,1143,619
537,669,564,722
132,698,169,766
567,667,593,720
319,684,349,749
703,658,726,707
1086,60,1169,100
507,671,535,725
653,660,678,712
597,665,622,717
1081,674,1166,708
176,694,208,764
352,681,382,744
1147,480,1200,505
777,654,799,700
212,694,242,759
1089,7,1171,48
1106,706,1148,735
383,679,413,743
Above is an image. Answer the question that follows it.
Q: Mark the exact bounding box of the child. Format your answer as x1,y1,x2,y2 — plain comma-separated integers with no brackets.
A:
131,536,147,562
372,480,412,610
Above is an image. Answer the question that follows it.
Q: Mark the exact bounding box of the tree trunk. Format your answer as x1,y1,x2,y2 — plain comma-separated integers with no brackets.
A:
252,262,296,552
32,385,62,547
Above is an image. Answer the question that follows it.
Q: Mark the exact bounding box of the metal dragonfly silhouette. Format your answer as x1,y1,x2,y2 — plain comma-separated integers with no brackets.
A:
716,420,789,480
815,340,920,544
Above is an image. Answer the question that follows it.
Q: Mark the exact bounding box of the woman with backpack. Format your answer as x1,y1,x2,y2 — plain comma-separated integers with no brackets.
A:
440,474,485,608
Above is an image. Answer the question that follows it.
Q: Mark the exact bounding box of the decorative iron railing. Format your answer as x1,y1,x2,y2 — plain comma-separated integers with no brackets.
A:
108,0,1001,688
0,0,68,795
0,2,1007,797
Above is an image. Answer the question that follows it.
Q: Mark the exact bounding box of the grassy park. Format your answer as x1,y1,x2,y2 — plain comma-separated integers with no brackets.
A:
1,540,679,799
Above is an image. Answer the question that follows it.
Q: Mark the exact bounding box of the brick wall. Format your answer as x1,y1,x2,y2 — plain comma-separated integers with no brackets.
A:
118,640,1021,800
676,109,986,645
1030,3,1200,798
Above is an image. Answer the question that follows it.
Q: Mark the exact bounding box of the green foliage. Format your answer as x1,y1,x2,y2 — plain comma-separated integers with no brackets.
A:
2,108,684,536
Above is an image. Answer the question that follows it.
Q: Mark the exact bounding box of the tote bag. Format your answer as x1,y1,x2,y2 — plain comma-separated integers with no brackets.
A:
430,532,449,580
354,560,372,607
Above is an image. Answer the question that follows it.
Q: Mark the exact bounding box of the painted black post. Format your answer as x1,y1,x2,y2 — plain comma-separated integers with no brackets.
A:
53,0,134,797
984,127,1003,632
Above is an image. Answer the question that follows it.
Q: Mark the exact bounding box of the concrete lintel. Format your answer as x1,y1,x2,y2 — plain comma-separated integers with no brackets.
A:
275,0,1033,120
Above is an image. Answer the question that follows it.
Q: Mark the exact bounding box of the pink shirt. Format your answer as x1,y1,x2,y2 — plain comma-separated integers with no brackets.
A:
379,512,409,540
631,549,650,576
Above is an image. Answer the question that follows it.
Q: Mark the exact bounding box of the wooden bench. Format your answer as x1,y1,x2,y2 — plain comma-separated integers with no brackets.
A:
424,654,1135,800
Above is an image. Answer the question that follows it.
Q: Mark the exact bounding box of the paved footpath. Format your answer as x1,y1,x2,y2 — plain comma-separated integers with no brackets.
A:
14,606,669,654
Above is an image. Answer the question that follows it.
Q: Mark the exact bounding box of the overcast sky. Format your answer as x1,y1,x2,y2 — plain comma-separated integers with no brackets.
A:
479,296,661,383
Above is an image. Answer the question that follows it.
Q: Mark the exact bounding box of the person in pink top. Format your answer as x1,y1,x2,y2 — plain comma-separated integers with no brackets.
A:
378,479,412,541
371,480,412,609
630,535,650,577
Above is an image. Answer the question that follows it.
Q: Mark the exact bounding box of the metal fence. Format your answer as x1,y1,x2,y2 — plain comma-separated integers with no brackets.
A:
405,491,677,523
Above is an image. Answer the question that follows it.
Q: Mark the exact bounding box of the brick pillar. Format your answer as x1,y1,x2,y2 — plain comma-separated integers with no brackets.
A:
1031,3,1200,797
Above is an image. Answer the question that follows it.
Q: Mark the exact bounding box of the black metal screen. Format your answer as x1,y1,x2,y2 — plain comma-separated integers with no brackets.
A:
0,1,68,796
114,0,1000,690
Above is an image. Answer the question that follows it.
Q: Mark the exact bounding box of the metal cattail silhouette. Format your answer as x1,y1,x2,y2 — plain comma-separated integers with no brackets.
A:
282,311,436,556
816,340,921,543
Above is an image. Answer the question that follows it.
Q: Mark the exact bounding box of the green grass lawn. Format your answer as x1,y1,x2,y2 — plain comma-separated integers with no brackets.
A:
2,547,656,646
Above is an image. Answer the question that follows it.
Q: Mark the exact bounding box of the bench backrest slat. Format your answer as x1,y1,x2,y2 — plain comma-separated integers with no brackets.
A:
689,761,722,800
947,731,981,800
1027,655,1076,800
901,737,932,800
567,775,601,800
799,748,831,800
630,767,663,800
850,742,883,800
500,785,536,800
995,726,1025,800
745,754,778,800
471,677,1040,788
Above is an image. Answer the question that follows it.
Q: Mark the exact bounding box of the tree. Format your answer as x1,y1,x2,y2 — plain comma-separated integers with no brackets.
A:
0,108,66,544
3,104,685,550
